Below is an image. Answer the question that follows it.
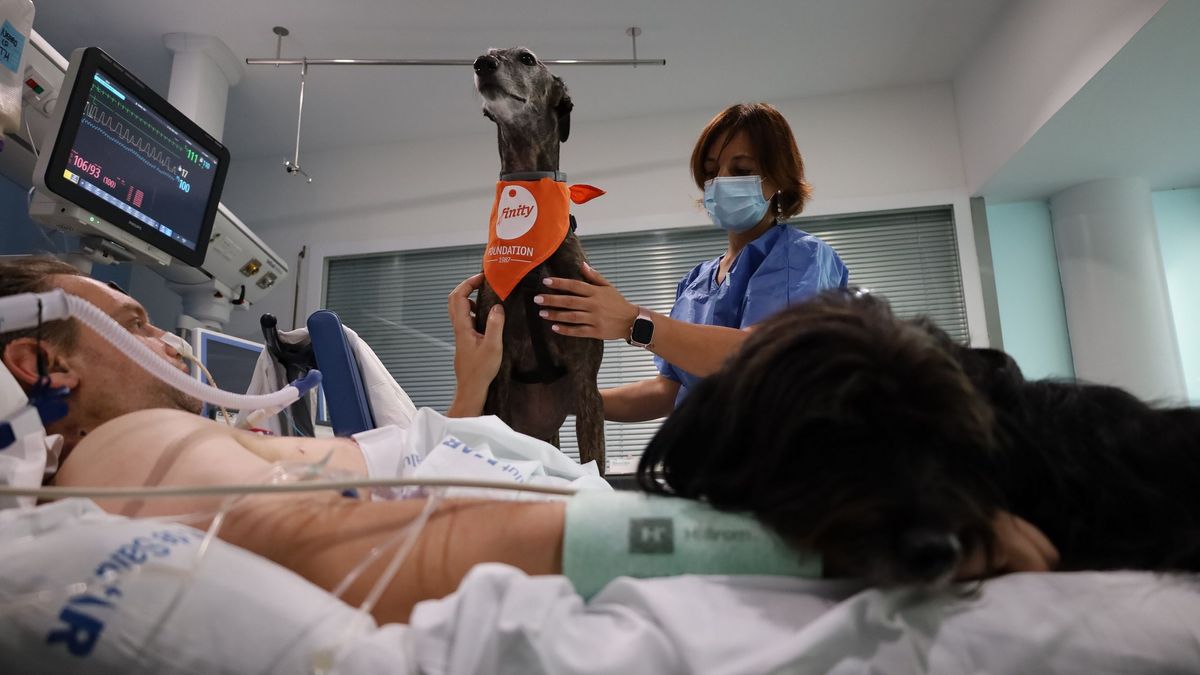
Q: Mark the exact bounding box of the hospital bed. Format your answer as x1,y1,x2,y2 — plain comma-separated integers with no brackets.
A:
2,429,1199,671
259,309,379,437
2,296,1198,672
251,308,417,438
308,310,376,436
3,496,1199,674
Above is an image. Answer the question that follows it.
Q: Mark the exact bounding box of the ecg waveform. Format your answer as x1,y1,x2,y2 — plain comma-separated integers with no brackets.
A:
90,83,187,153
83,98,184,177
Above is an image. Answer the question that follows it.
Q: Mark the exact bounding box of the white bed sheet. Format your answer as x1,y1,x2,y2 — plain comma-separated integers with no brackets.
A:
4,499,1197,674
403,564,1200,675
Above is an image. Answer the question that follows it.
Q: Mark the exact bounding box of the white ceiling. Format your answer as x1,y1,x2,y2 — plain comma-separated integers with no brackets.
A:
979,0,1200,202
32,0,1007,160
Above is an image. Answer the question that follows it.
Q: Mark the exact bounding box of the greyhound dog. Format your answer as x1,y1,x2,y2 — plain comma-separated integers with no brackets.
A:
472,47,606,472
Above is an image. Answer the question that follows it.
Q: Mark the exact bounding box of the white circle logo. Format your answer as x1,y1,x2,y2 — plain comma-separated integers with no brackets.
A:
496,185,539,240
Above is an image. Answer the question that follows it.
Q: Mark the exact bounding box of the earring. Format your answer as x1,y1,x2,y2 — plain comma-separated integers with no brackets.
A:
775,191,783,221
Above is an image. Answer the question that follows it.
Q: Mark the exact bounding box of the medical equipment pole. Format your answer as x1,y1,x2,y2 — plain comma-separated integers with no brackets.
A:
282,59,312,182
246,57,666,66
246,24,664,68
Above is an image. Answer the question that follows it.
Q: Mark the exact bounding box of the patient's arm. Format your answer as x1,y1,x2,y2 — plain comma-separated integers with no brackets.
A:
54,408,565,623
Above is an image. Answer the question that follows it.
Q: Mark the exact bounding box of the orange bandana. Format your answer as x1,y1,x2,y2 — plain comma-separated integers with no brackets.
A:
484,178,604,300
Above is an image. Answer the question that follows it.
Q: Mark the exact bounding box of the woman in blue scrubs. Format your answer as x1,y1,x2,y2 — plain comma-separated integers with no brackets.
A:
535,103,848,418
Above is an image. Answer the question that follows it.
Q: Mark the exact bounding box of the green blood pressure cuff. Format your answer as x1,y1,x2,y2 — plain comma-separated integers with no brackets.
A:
563,490,822,598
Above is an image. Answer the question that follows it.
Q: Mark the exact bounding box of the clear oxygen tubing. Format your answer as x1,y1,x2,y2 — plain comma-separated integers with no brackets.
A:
312,490,444,675
132,461,289,669
0,461,291,623
0,473,567,675
0,476,578,501
0,289,321,411
0,473,451,675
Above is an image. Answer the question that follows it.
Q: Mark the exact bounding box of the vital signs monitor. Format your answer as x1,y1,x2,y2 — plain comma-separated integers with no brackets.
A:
32,47,229,267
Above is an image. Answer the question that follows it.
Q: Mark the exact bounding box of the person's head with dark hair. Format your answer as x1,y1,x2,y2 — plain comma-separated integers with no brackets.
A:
0,256,200,459
690,102,813,220
638,289,1005,585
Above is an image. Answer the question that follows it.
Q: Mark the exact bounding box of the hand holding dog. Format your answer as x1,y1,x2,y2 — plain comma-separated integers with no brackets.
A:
536,263,639,340
447,273,505,417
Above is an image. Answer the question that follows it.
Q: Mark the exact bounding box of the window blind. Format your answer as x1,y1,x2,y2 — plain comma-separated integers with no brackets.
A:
324,205,967,472
799,207,969,344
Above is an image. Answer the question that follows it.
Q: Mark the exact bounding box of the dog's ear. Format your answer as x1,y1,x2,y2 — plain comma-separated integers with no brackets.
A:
552,76,573,143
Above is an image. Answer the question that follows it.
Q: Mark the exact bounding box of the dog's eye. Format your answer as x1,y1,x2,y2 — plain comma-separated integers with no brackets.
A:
519,52,537,66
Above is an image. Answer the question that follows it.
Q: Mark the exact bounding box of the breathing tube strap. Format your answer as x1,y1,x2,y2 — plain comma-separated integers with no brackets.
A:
512,215,579,385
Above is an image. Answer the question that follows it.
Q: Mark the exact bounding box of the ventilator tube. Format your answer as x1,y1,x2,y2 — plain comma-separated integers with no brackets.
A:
0,289,320,411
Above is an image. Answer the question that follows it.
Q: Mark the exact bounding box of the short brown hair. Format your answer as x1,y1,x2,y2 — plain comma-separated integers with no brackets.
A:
0,256,83,354
689,103,813,218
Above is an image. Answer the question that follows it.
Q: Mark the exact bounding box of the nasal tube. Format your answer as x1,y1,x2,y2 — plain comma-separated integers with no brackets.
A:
0,289,321,411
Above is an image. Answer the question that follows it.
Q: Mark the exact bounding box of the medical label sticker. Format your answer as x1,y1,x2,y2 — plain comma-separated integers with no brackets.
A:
0,21,26,74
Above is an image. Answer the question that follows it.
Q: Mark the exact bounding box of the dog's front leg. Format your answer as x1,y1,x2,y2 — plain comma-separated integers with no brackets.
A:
574,384,606,475
484,359,513,420
475,281,512,421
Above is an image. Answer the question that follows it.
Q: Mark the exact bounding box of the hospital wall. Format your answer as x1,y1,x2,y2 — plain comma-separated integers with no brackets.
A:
0,175,56,256
219,81,978,340
953,0,1166,194
986,192,1200,403
1153,188,1200,404
983,201,1074,380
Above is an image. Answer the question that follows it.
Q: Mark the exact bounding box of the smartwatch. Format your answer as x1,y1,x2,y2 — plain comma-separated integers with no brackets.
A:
627,307,655,349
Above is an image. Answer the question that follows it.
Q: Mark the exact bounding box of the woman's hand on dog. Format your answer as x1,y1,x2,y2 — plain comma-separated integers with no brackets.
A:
537,263,639,340
447,273,504,417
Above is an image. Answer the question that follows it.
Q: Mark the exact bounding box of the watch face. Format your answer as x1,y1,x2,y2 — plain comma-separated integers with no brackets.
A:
631,317,654,345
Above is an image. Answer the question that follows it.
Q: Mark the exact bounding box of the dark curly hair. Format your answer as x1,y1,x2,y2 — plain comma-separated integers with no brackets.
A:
638,290,1200,585
638,290,1004,585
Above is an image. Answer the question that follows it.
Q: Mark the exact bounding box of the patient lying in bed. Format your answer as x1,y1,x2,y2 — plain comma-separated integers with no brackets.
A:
38,283,1063,626
6,257,1197,673
29,287,1200,675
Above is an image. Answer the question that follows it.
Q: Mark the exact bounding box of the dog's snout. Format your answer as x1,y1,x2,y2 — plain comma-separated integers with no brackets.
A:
474,55,499,75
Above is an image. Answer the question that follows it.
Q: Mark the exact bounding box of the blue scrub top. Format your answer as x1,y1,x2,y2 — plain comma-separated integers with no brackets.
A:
655,223,848,406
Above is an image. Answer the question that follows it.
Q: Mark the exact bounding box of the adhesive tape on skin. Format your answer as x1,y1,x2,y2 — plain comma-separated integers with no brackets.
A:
562,490,822,598
159,332,194,361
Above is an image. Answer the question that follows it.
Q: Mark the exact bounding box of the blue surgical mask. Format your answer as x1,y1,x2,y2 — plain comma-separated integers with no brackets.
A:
704,176,771,233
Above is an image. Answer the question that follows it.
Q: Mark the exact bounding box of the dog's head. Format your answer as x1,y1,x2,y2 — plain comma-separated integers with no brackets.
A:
639,290,1007,587
474,47,573,143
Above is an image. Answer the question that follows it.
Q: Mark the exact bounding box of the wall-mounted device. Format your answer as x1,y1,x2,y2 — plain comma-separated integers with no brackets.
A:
17,38,289,331
159,202,290,329
30,46,230,269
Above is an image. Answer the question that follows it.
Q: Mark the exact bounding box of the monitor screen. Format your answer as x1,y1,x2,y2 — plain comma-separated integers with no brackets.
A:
194,330,263,417
35,47,229,267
